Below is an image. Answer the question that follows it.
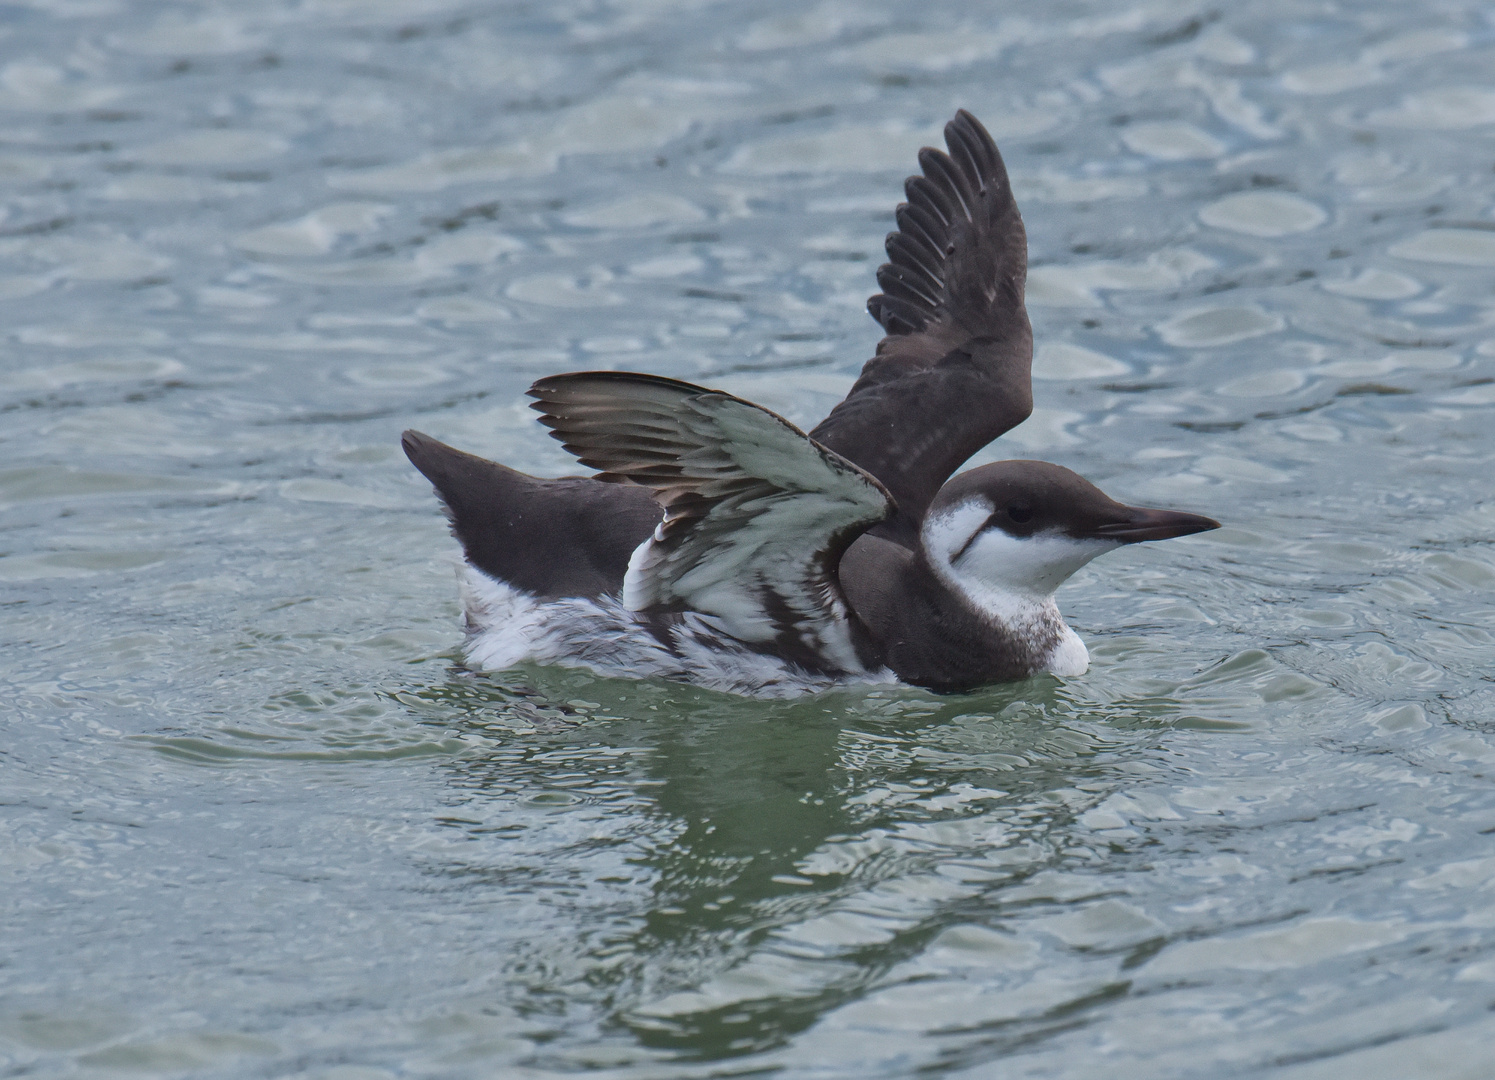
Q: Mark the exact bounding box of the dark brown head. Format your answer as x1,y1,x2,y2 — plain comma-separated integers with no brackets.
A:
922,460,1218,597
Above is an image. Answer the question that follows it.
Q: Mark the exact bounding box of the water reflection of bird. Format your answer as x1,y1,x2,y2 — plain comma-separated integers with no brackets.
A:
403,110,1218,696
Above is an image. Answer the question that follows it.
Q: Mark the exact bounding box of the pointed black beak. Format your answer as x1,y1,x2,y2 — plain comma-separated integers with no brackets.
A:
1088,506,1221,543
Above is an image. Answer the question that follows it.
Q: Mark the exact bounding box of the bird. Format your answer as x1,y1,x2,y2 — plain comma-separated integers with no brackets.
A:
402,109,1219,697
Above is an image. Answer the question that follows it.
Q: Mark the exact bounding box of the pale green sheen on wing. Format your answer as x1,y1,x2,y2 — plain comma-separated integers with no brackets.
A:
5,0,1495,1077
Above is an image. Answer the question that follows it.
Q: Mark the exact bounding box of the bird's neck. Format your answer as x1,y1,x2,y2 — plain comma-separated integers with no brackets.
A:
918,510,1084,678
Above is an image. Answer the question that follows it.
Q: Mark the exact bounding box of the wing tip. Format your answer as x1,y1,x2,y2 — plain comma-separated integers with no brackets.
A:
865,108,1019,337
946,109,997,159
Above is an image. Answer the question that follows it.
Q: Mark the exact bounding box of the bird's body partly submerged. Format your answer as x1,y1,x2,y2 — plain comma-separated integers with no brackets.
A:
404,111,1219,697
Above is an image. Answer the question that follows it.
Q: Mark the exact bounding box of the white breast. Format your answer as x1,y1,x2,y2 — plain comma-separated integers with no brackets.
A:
1045,624,1090,677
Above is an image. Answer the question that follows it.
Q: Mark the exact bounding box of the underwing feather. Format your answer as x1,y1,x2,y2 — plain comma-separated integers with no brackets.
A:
529,371,895,675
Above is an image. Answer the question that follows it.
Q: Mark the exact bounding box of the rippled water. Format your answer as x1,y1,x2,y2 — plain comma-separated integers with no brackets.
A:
4,1,1495,1076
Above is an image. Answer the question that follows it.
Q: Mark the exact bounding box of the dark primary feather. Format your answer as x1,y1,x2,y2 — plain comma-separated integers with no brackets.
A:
810,109,1034,544
528,371,893,671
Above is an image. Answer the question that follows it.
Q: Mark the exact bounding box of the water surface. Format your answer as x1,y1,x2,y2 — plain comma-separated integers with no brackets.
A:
3,1,1495,1077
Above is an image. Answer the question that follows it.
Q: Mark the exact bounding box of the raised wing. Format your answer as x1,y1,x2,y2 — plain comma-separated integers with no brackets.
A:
528,372,894,674
809,109,1033,543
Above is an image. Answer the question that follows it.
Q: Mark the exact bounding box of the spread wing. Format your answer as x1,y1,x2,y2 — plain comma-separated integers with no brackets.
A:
528,371,894,674
809,109,1033,543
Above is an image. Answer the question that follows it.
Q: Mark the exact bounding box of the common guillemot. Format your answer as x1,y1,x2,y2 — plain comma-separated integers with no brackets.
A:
403,110,1219,697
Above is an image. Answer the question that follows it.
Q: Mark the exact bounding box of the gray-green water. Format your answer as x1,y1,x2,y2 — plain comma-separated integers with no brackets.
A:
4,1,1495,1076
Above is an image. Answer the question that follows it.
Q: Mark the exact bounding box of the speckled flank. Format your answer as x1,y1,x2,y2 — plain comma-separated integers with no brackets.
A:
460,565,895,698
6,1,1495,1076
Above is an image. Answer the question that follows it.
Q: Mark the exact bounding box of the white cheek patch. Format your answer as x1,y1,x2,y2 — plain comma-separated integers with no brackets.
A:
954,528,1120,598
922,498,995,567
922,498,1117,677
922,499,1121,600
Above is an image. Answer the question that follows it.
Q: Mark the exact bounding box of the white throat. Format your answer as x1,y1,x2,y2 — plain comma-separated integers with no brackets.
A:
922,498,1120,677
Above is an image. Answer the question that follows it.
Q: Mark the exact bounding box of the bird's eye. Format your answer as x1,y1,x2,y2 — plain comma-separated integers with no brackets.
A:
1007,502,1033,523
